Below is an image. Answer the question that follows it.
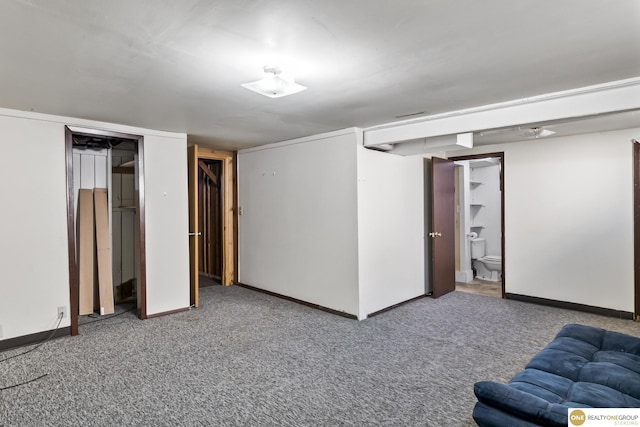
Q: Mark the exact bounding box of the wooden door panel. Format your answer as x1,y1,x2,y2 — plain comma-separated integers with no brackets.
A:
188,145,199,307
222,156,234,286
634,142,640,321
431,157,455,298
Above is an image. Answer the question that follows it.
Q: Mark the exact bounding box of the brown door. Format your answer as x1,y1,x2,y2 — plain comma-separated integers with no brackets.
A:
431,156,456,298
634,141,640,321
187,145,200,307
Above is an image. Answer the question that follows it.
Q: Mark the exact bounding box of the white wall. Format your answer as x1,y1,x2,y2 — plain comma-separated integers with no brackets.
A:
455,162,474,282
0,116,70,339
0,108,189,342
357,145,425,317
471,163,501,255
238,129,360,317
144,135,190,315
452,127,638,312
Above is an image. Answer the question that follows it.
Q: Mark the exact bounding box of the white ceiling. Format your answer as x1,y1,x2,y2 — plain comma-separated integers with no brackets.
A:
0,0,639,151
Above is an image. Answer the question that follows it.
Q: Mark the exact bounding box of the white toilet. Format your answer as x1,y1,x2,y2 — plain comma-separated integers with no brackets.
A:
470,238,502,282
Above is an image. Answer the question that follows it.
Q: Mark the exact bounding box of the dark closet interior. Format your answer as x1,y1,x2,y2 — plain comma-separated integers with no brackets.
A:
198,159,223,286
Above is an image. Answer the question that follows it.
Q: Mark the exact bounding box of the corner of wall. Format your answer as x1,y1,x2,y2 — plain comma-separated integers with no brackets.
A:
356,146,426,316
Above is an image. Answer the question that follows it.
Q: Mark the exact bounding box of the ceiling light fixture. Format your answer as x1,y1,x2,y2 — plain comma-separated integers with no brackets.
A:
241,66,307,98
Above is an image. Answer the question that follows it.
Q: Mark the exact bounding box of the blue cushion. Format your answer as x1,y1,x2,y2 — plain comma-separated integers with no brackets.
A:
568,382,640,408
473,324,640,427
473,401,545,427
555,324,604,347
525,348,589,382
578,362,640,400
595,351,640,375
601,330,640,356
474,381,567,426
509,369,572,403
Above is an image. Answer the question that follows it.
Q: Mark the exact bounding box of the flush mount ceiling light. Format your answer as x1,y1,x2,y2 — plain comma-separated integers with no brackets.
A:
241,66,307,98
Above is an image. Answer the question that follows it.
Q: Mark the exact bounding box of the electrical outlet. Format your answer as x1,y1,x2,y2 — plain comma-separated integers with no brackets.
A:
58,306,67,319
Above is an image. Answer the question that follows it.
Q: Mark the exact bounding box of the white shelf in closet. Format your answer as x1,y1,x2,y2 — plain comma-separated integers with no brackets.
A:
470,224,484,229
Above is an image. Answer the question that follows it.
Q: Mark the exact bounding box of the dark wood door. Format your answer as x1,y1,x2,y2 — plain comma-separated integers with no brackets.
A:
634,141,640,321
187,145,199,307
431,156,456,298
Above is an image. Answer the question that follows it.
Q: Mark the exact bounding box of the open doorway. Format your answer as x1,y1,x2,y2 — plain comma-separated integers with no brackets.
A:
197,158,223,287
187,145,235,307
65,126,146,336
449,153,505,298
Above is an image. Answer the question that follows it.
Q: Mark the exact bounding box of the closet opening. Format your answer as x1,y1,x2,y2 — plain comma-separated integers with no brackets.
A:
65,126,146,336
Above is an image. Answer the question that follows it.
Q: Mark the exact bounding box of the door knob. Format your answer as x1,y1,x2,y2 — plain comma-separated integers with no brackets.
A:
429,232,442,238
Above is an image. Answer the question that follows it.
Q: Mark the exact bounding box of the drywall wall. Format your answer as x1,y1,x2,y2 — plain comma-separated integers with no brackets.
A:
143,135,190,315
0,115,70,339
357,145,425,317
470,163,501,256
238,129,360,317
452,127,638,312
0,108,189,342
455,162,474,283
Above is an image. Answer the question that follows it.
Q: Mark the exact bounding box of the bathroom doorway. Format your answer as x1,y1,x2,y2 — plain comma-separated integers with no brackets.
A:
449,153,505,298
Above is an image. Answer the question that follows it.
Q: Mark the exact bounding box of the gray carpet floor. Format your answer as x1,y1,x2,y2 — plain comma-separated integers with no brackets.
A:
1,286,639,426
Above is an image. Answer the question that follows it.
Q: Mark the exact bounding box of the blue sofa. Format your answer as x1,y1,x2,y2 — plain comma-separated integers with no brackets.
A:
473,323,640,426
